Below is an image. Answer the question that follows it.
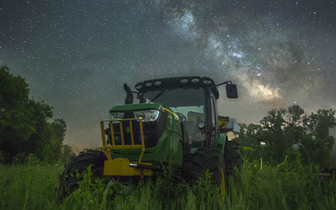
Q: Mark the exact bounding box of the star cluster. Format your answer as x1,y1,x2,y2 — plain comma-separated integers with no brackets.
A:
1,0,335,151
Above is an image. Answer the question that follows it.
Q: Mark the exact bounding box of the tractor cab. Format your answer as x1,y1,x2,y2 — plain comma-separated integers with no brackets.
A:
133,76,238,148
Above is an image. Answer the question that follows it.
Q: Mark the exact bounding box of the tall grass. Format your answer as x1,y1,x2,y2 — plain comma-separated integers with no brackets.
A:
0,160,62,210
0,158,335,210
226,158,336,210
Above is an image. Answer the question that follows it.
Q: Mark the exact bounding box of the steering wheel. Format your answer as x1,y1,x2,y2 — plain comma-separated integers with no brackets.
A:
175,112,187,122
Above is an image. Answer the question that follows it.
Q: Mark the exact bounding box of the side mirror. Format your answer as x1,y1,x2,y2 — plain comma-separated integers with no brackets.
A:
226,84,238,98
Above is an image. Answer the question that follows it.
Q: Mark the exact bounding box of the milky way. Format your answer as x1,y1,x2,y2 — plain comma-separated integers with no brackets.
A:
1,0,335,151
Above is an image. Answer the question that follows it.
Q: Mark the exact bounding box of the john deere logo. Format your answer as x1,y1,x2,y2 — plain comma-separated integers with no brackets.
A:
126,127,131,133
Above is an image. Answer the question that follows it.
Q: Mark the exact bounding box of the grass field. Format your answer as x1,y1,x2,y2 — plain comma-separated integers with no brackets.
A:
0,158,335,210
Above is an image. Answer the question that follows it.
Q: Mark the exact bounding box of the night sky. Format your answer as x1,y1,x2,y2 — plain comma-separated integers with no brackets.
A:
1,0,335,152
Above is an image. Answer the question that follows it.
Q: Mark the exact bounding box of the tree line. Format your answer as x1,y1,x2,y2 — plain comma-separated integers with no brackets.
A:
0,66,74,164
233,104,336,167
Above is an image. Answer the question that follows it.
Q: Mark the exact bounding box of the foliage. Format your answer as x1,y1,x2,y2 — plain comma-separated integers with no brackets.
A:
233,105,336,167
0,66,72,163
60,145,75,163
225,158,336,210
0,160,63,210
1,158,336,209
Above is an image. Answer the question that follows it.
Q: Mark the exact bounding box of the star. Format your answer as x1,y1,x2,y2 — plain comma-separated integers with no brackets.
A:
1,0,335,152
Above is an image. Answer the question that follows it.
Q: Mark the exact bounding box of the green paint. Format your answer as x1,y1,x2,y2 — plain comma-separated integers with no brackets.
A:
217,133,227,154
109,103,164,112
110,104,184,166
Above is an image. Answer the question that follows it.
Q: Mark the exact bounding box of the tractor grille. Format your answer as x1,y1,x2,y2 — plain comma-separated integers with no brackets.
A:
102,112,166,149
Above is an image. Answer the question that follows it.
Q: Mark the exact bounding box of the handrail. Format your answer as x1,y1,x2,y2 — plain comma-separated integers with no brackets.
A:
100,118,145,163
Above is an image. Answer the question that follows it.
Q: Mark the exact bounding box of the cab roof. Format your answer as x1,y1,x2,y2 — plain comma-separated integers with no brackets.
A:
134,76,220,99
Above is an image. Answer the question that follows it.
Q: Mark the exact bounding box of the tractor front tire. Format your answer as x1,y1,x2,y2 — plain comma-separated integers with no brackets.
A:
58,150,107,202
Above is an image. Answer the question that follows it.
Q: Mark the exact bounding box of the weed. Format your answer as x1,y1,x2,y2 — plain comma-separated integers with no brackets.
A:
1,158,336,209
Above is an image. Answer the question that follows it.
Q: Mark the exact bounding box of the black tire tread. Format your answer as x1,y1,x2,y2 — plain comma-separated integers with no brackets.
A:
224,140,241,175
188,148,225,186
58,150,107,202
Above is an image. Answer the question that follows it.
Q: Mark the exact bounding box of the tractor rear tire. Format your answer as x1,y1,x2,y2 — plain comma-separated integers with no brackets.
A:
188,148,226,197
58,150,107,202
224,140,241,175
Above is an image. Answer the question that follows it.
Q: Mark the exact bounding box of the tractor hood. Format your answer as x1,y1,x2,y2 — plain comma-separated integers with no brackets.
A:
109,103,179,124
109,103,165,112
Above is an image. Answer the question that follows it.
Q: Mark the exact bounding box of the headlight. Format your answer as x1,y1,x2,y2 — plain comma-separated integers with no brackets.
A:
109,110,160,122
109,112,124,120
134,110,160,122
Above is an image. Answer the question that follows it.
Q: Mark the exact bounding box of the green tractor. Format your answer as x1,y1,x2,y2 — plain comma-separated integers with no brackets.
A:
58,76,241,200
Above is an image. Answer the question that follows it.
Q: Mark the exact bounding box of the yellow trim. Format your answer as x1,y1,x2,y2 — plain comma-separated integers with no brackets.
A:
119,122,124,146
129,121,134,145
100,118,150,176
218,117,229,133
103,158,152,176
138,119,145,163
100,118,145,163
110,122,115,146
221,169,226,201
101,121,112,160
162,107,179,120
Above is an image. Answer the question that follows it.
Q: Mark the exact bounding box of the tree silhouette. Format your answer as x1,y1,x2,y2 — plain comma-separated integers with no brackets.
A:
233,105,335,166
0,66,70,163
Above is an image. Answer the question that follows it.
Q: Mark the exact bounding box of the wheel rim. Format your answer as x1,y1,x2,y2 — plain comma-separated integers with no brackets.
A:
221,169,225,201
